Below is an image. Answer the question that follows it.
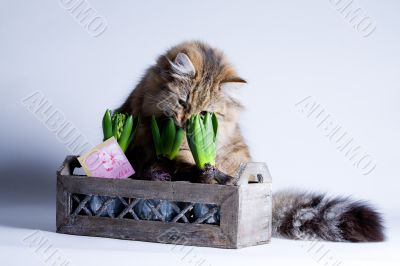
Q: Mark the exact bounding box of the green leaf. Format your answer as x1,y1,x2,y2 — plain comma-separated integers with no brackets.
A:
203,112,213,163
162,118,176,156
186,117,200,167
150,115,162,157
127,114,140,148
169,128,184,160
102,109,113,141
211,112,218,141
194,114,206,169
118,115,133,152
112,114,119,140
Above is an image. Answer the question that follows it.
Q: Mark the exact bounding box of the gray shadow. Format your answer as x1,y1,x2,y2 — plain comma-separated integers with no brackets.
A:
0,156,58,231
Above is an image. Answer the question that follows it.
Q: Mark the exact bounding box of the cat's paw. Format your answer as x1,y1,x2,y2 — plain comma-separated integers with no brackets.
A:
198,164,237,185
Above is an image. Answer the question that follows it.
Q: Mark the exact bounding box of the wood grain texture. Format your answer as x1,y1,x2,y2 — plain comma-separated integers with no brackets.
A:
56,156,272,249
58,216,234,248
237,184,272,248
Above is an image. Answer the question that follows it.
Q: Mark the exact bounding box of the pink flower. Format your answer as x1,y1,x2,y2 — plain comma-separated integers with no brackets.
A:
98,143,125,172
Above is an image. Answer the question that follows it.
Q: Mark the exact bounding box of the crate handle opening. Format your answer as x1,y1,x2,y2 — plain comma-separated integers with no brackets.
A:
57,155,81,176
235,162,272,186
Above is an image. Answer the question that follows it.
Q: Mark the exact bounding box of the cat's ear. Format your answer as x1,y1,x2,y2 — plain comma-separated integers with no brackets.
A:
169,53,196,78
220,78,246,102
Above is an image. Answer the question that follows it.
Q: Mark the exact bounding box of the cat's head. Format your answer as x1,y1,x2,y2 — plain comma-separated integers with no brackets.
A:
142,41,246,128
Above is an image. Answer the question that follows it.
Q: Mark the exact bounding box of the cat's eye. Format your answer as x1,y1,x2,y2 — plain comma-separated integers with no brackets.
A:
200,111,208,116
178,99,188,109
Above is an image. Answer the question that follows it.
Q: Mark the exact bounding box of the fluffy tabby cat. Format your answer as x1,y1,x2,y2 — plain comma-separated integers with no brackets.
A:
118,41,384,242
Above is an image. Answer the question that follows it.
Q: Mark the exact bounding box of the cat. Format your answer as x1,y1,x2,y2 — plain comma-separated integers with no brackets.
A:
118,41,249,182
118,41,384,242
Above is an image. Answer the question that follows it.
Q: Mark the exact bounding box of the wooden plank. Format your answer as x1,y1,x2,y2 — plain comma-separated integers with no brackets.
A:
236,183,271,248
58,216,235,249
56,175,70,232
219,188,239,247
58,174,238,205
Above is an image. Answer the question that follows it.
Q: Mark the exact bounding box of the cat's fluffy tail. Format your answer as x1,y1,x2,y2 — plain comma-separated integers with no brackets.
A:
272,190,385,242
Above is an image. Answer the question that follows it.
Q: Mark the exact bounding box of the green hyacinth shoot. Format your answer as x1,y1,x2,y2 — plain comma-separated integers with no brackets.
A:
102,109,140,152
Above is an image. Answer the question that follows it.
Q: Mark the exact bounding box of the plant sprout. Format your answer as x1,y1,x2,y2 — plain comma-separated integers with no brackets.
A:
186,112,218,169
186,112,234,185
150,115,185,160
102,109,140,152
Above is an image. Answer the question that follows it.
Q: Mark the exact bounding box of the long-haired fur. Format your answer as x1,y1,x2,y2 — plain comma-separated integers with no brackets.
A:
272,190,384,242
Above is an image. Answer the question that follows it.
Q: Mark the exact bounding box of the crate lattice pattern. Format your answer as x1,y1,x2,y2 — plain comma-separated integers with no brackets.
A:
70,193,220,225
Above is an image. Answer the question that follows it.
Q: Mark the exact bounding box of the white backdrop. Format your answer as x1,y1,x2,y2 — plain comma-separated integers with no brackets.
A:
1,2,400,263
1,0,399,214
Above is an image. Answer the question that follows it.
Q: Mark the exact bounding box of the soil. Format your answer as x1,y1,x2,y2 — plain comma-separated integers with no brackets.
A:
142,158,174,181
142,161,236,185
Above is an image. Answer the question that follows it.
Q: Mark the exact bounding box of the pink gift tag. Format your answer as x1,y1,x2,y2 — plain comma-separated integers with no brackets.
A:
78,137,135,179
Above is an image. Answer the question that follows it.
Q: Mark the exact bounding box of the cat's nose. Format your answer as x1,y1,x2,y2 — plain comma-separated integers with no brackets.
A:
176,113,191,128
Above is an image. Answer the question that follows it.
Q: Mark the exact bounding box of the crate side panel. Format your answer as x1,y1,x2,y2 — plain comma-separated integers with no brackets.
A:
56,175,70,231
237,183,271,247
59,175,237,205
219,188,240,247
58,216,236,248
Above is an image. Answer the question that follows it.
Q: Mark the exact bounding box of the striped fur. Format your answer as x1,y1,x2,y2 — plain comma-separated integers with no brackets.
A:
119,41,385,242
273,190,384,242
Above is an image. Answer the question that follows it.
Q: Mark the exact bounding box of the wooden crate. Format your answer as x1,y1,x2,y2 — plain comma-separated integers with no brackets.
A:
56,156,272,249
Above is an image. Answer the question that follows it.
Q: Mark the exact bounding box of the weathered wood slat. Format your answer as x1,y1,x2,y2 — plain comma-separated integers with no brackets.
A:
237,184,272,248
59,174,237,205
58,216,234,248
